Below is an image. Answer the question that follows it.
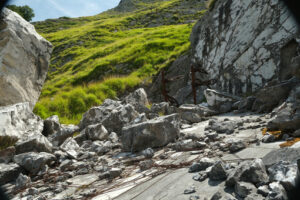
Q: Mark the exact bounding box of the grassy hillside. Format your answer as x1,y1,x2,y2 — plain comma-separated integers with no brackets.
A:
33,0,207,124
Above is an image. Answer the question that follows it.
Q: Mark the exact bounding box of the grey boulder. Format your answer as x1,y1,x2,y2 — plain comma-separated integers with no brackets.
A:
15,134,53,154
0,8,52,108
13,152,55,175
0,163,22,185
123,88,149,113
122,114,180,152
60,138,80,159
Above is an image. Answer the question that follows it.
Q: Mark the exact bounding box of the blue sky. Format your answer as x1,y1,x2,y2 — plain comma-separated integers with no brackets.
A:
7,0,121,21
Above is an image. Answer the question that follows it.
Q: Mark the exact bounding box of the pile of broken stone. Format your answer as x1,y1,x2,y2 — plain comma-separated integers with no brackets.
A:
0,85,299,200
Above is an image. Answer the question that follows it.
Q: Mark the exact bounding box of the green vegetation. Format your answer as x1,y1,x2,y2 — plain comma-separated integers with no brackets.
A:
34,0,207,124
0,136,18,151
6,5,35,21
206,0,217,10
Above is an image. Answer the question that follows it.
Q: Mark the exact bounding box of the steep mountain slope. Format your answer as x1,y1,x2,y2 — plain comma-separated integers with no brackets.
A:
33,0,207,124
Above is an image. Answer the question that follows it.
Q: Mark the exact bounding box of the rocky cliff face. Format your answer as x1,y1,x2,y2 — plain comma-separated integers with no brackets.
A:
0,8,52,109
190,0,299,95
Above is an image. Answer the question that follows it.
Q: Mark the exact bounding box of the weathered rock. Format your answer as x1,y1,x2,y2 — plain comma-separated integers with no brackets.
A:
235,182,257,198
15,173,31,190
0,163,22,185
60,138,80,159
267,84,300,131
131,113,148,125
189,157,215,173
178,104,218,120
262,148,300,167
108,132,119,143
184,186,196,195
267,182,288,200
190,0,299,97
262,133,276,143
142,148,154,159
48,124,79,146
84,123,109,141
139,160,154,171
208,161,227,181
172,139,206,151
257,185,270,197
13,152,55,175
226,159,269,187
122,114,180,152
253,78,300,112
192,171,208,182
15,134,53,154
43,115,60,136
89,141,111,155
0,8,52,108
291,129,300,137
123,88,149,113
150,102,170,115
0,102,43,140
0,146,15,163
204,89,240,112
268,161,298,191
228,139,246,153
207,120,236,134
79,99,122,129
80,100,139,134
238,96,257,111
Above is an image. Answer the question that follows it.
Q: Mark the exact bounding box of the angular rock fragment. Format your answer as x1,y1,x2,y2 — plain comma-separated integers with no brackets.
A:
122,114,180,152
13,152,56,175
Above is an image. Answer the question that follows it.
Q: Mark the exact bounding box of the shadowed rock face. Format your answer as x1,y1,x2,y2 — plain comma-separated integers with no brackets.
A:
0,8,52,109
190,0,299,96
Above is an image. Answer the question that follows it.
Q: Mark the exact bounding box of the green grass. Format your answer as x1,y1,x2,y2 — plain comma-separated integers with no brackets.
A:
0,136,18,151
33,0,207,124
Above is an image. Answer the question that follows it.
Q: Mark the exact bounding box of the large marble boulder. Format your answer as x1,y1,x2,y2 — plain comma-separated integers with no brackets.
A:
190,0,299,96
0,8,52,109
0,102,43,140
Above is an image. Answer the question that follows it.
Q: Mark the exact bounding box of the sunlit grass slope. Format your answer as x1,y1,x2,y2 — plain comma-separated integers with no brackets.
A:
33,0,207,124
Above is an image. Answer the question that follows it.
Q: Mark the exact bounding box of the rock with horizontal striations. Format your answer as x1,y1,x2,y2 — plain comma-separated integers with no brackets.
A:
13,152,55,175
121,114,180,152
0,8,52,109
0,163,22,185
